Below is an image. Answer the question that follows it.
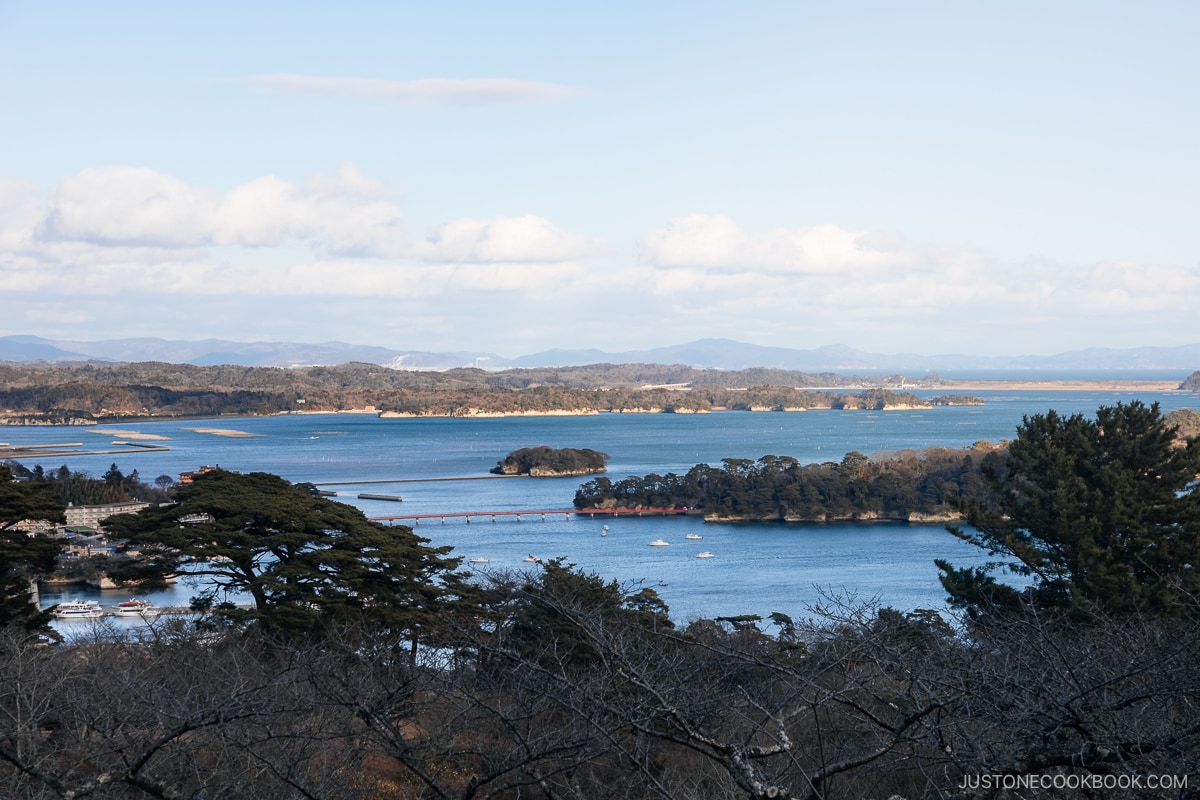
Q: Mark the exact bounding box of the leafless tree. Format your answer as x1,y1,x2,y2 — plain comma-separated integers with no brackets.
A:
3,583,1196,800
0,621,365,799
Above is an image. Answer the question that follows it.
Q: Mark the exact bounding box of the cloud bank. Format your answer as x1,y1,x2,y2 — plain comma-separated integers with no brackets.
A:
2,165,1196,354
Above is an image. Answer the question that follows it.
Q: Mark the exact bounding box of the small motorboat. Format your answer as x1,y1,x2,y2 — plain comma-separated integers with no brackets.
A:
469,557,490,564
111,598,157,617
696,551,715,559
523,555,542,563
601,525,609,537
54,600,104,620
685,533,703,540
649,539,670,547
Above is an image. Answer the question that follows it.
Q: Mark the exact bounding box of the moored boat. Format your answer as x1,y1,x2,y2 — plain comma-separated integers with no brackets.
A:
111,598,157,616
54,599,104,620
649,539,670,547
696,551,715,558
685,533,703,540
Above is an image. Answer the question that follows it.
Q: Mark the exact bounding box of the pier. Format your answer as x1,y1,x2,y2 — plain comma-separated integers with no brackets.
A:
370,507,689,525
0,441,170,459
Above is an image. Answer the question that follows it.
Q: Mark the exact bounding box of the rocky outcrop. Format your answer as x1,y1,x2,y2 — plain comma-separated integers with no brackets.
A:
527,466,606,478
701,509,963,524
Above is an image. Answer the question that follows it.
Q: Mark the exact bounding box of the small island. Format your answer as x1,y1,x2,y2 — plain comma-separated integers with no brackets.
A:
491,446,609,478
573,446,997,522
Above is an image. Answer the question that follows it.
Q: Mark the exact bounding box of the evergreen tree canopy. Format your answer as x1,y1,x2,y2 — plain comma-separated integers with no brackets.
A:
106,469,470,642
0,465,65,633
938,401,1200,617
489,559,673,671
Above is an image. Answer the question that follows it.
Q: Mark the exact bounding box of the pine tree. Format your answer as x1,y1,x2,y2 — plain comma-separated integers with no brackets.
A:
106,469,471,646
0,465,65,633
938,401,1200,617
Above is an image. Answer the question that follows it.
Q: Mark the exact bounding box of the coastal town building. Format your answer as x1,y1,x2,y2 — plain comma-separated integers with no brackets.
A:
64,500,151,528
179,465,221,484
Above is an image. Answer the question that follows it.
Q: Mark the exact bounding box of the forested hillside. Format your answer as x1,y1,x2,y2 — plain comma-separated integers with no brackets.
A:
0,361,978,421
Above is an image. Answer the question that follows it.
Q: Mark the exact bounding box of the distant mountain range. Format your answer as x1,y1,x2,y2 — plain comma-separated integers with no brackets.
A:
2,334,1198,374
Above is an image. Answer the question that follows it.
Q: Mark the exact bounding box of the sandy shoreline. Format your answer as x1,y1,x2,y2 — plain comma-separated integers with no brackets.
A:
87,429,171,440
182,427,263,438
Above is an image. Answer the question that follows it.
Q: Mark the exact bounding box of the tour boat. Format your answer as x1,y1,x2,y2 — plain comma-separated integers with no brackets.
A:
695,551,715,559
111,598,157,616
649,539,670,547
54,599,104,620
685,533,703,540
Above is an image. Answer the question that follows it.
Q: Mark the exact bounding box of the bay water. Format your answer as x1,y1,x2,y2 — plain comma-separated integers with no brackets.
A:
10,387,1194,630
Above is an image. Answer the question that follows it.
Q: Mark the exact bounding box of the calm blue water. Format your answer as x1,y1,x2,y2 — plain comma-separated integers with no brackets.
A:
12,387,1195,631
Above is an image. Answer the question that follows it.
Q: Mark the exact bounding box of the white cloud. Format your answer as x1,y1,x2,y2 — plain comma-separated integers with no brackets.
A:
39,167,217,247
29,165,409,258
0,176,43,250
639,214,916,274
240,74,583,108
1061,260,1200,312
417,215,604,263
305,162,387,198
22,167,599,268
0,166,605,301
632,214,1200,338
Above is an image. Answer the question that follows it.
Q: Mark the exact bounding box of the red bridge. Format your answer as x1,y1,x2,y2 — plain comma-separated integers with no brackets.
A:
370,507,689,525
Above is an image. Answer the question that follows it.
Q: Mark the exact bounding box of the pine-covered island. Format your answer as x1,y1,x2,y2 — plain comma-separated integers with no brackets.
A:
491,446,609,477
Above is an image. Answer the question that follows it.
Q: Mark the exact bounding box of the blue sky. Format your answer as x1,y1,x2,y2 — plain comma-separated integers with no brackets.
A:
2,1,1197,357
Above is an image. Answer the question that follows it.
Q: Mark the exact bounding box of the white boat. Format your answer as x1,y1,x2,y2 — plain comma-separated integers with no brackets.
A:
469,557,490,564
523,555,541,563
54,599,104,620
696,551,715,558
685,533,703,540
111,599,157,616
601,525,609,536
649,539,670,547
